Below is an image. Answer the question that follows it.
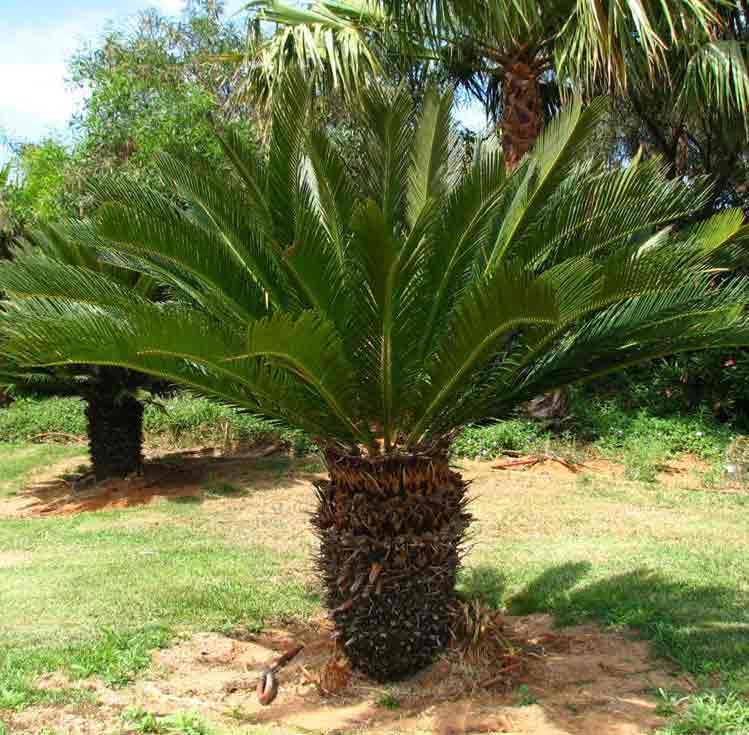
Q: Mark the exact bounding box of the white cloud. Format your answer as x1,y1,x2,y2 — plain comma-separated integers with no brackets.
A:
0,19,98,143
154,0,186,15
0,1,252,144
0,62,85,142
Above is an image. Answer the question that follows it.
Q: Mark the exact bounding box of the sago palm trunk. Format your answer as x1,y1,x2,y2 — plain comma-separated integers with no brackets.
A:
85,389,144,481
500,60,543,170
313,451,471,681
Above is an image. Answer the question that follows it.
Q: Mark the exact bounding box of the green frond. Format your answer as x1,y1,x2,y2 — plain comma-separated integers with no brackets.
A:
408,264,559,444
95,197,267,321
0,255,151,311
6,84,749,454
153,152,288,309
407,86,460,226
357,83,415,231
488,97,609,270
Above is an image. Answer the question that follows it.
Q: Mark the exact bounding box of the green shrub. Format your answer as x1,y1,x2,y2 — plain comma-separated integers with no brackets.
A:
656,692,749,735
570,391,734,462
0,393,736,468
0,395,315,453
452,419,546,459
0,396,87,441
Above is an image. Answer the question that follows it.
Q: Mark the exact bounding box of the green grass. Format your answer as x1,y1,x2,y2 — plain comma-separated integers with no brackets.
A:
1,396,748,728
451,419,548,459
0,443,87,498
375,693,401,710
456,464,749,694
121,707,212,734
0,500,315,711
656,692,749,735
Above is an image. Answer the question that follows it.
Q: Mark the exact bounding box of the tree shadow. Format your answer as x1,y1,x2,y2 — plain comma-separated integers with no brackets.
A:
499,563,749,676
457,564,509,608
509,561,592,615
431,561,749,735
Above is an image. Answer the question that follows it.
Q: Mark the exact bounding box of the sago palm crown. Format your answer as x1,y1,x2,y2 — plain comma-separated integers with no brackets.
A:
1,74,748,680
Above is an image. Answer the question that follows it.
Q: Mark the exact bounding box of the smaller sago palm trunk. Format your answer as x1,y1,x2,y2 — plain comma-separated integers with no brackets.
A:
313,451,471,681
85,390,144,481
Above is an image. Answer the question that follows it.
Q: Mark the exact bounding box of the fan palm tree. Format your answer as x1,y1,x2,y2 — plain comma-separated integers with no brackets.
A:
2,77,749,679
244,0,749,169
0,225,164,480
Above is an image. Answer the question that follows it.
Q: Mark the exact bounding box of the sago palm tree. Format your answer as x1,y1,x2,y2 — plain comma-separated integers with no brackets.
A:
0,225,164,480
2,76,749,680
245,0,749,168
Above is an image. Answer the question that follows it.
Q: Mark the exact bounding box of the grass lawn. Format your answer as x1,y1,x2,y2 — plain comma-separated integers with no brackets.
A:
0,441,748,734
0,443,88,499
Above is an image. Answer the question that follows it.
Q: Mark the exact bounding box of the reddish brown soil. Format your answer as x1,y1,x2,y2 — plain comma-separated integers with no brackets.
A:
6,614,694,735
0,443,724,521
0,444,288,518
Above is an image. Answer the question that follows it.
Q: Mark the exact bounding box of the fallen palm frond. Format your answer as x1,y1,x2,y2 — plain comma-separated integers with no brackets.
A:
493,452,586,473
449,598,573,690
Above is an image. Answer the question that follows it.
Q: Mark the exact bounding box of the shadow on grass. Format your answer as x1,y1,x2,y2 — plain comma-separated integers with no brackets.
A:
461,562,749,677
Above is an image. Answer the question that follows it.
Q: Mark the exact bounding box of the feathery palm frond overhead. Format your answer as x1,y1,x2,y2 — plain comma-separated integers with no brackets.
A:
2,75,749,453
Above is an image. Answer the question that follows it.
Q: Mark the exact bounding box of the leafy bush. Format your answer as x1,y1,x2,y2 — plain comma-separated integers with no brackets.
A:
578,351,749,430
0,393,737,469
452,420,546,459
571,392,735,462
0,396,87,440
0,395,314,453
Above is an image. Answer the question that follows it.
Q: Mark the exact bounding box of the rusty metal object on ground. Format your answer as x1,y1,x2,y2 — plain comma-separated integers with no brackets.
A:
256,644,304,706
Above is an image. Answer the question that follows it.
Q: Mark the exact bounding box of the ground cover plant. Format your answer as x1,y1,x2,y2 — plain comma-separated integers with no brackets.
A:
3,76,749,683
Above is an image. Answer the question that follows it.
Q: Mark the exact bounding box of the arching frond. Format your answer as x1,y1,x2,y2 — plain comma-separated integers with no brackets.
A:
3,83,748,455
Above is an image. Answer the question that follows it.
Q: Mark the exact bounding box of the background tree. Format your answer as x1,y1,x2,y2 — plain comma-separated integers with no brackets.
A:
594,1,749,214
244,0,745,168
68,0,254,192
1,0,259,228
2,78,749,679
0,224,167,480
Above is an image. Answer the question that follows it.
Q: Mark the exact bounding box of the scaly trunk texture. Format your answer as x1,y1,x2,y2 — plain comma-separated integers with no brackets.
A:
313,451,472,681
500,60,543,170
85,390,144,481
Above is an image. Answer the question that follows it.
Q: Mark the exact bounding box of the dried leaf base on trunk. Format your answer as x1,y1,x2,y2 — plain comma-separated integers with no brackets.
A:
85,392,144,481
313,452,472,682
500,60,543,170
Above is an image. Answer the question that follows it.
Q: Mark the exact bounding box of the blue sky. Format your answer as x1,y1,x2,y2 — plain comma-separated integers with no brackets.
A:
1,0,487,163
1,0,243,148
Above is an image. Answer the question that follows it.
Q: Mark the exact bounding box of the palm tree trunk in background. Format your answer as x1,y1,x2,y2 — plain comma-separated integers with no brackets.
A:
501,61,570,419
500,60,543,170
85,389,144,481
313,451,471,681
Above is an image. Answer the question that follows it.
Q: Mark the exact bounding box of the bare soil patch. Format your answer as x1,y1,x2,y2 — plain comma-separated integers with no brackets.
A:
0,443,735,522
0,443,312,518
7,614,693,735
